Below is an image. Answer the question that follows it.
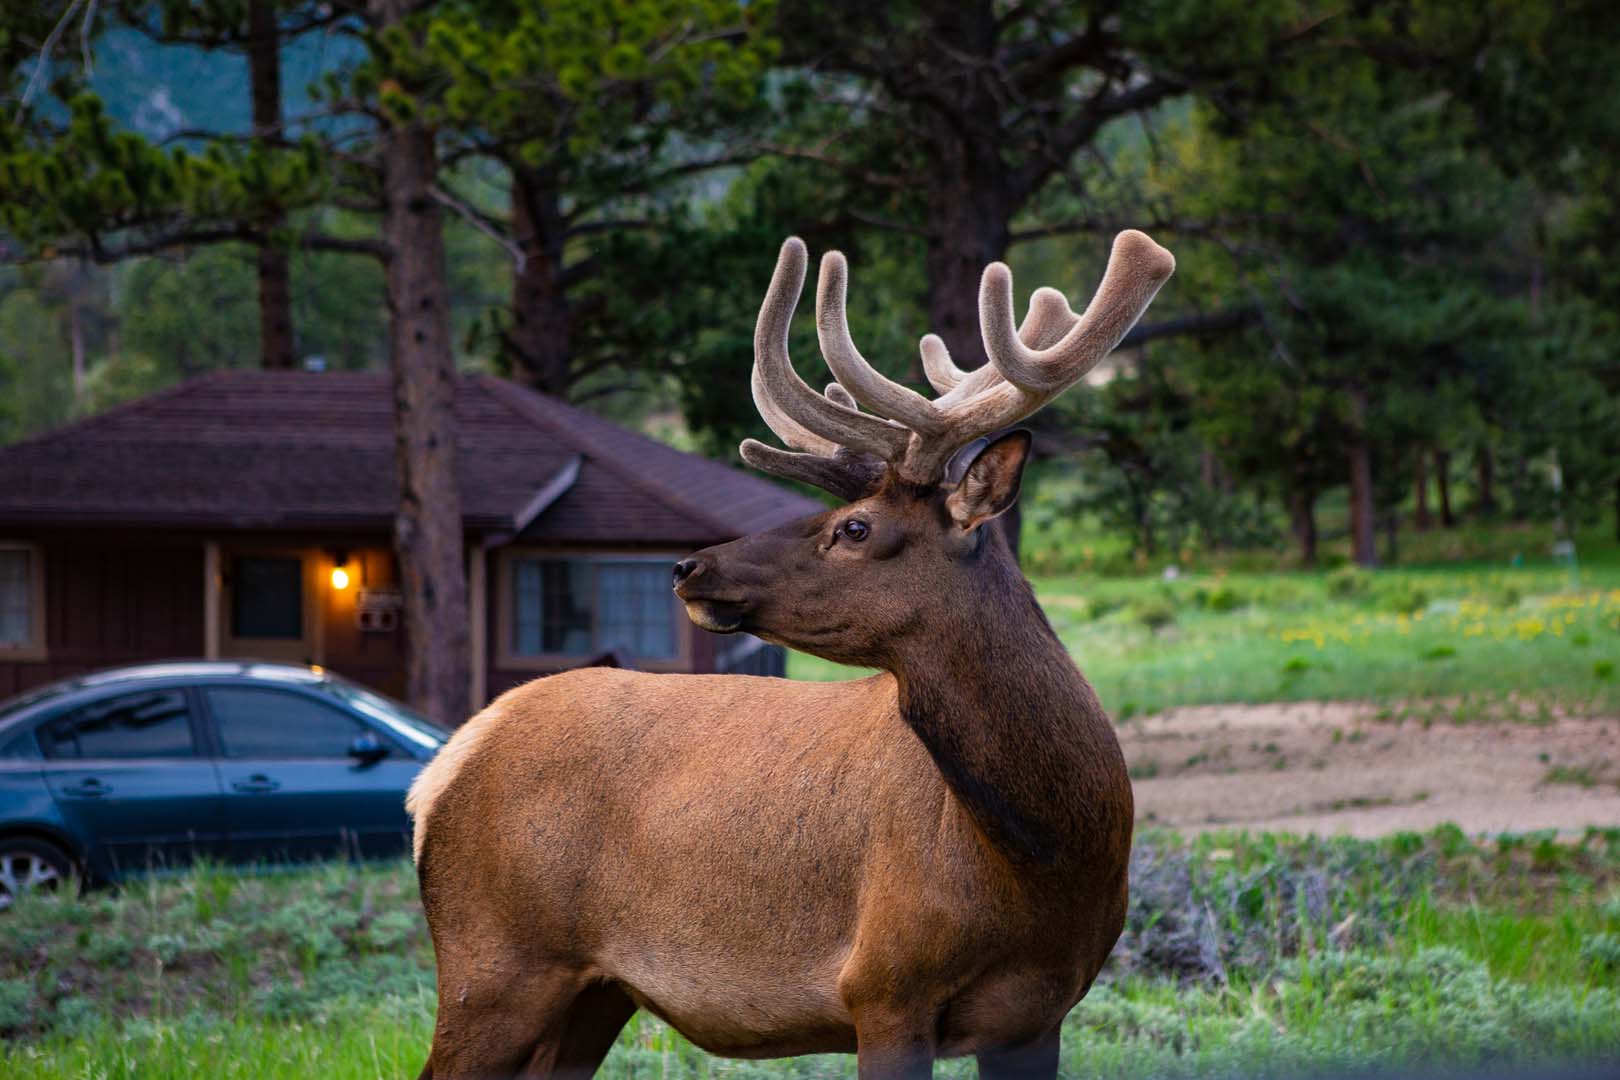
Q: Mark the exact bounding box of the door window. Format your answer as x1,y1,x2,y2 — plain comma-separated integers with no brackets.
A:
41,690,196,759
205,687,373,759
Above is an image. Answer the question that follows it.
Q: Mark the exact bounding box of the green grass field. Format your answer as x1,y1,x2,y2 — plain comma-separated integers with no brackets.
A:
791,524,1620,719
3,830,1619,1078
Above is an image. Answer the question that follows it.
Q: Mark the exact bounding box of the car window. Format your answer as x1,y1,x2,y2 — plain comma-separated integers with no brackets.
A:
205,687,373,759
1,728,41,760
42,689,196,760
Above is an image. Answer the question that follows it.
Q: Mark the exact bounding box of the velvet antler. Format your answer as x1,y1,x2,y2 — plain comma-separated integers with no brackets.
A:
742,231,1175,498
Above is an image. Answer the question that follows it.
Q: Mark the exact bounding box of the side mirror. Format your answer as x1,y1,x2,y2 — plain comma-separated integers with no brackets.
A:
347,732,389,765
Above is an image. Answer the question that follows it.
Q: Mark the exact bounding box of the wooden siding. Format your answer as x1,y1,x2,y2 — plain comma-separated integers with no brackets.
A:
0,543,205,698
319,546,408,700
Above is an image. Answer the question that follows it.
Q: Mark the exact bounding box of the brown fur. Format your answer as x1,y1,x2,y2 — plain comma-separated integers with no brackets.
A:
412,437,1134,1078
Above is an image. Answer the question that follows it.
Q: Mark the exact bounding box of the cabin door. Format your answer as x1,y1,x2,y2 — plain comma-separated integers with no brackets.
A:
218,549,321,666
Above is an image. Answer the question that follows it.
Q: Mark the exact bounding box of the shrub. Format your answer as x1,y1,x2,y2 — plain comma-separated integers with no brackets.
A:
1376,582,1430,615
1132,598,1177,632
1327,566,1370,598
1581,933,1620,973
1196,583,1247,612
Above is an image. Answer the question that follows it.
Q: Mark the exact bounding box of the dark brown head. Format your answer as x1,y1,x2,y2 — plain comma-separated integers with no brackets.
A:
675,431,1031,667
674,232,1175,668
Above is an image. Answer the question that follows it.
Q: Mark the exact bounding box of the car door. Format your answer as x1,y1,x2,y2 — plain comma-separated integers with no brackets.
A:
202,684,420,864
37,686,226,877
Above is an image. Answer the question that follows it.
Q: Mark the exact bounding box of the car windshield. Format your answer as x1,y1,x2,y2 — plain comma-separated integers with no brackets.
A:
321,678,451,750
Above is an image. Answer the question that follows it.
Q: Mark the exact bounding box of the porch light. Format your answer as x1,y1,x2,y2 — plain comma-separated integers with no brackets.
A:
331,552,351,591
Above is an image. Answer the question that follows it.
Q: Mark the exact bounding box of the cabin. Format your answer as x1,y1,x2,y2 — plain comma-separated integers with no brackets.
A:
0,371,820,708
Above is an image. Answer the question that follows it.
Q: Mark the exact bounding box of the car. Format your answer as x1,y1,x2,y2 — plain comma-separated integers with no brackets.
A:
0,661,450,909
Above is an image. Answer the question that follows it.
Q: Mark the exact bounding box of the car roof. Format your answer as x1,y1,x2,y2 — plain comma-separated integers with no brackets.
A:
0,661,329,725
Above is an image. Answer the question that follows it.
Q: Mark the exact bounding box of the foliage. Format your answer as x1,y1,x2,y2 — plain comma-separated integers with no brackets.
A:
4,829,1620,1075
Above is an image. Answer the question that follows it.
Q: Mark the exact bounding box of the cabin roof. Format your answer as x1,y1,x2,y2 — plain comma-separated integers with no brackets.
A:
0,370,822,544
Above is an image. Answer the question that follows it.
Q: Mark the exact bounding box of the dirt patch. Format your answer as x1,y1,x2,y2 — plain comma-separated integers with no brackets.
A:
1121,701,1620,837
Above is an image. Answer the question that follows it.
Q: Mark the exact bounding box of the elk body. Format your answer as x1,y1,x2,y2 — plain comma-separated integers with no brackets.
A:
409,230,1175,1079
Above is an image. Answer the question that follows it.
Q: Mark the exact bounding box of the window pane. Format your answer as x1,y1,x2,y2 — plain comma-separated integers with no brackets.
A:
206,687,367,759
45,690,195,759
597,563,676,659
232,556,303,639
0,549,31,646
511,558,592,656
1,729,41,760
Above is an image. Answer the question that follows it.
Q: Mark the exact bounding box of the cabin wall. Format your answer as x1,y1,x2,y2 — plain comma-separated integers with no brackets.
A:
318,546,408,701
0,542,205,698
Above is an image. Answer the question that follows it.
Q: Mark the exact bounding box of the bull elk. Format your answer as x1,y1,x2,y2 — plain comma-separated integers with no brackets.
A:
408,229,1175,1078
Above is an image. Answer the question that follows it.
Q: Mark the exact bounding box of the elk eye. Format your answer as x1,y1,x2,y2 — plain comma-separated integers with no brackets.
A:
841,519,870,542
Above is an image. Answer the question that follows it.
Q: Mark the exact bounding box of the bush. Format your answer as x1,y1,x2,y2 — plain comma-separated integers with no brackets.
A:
1377,581,1430,615
1327,566,1370,597
1132,597,1177,632
1195,583,1247,612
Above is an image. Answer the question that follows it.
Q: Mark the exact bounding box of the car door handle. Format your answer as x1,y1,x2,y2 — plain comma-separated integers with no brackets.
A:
62,778,111,798
231,775,281,794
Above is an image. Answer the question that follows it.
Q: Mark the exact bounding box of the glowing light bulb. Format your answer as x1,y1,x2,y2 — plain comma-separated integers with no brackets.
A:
331,566,351,591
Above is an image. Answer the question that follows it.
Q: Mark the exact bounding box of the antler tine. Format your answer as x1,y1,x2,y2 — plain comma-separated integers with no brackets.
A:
919,335,966,395
922,285,1076,404
979,229,1175,395
895,231,1175,483
751,238,912,462
739,439,885,503
815,252,946,435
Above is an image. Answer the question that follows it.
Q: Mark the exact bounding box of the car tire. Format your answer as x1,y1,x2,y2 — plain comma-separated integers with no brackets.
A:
0,836,75,912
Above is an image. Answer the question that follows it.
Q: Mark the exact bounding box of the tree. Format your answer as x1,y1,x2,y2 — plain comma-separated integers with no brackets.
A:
416,0,774,398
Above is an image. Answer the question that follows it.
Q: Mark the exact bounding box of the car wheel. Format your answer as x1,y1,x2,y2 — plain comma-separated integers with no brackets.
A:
0,837,74,912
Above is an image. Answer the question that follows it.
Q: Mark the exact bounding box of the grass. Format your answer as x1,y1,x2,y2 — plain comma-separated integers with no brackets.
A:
789,524,1620,719
3,830,1620,1077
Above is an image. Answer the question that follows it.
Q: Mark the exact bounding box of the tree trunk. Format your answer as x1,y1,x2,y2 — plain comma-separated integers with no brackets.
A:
381,118,470,726
249,0,295,370
1348,387,1377,568
1475,443,1496,517
1288,483,1318,567
918,4,1010,375
68,271,87,401
505,171,572,396
1412,451,1432,531
1434,449,1455,527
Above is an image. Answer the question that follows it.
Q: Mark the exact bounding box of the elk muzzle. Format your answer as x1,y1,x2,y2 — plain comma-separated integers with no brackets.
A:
672,552,752,634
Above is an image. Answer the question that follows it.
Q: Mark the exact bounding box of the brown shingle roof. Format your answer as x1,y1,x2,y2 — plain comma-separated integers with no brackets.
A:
0,371,821,544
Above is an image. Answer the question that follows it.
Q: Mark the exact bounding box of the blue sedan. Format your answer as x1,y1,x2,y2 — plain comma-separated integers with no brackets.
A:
0,661,449,909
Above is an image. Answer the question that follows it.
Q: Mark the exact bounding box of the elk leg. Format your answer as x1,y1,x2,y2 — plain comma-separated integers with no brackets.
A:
530,981,638,1079
976,1027,1060,1080
850,1006,936,1080
424,965,578,1079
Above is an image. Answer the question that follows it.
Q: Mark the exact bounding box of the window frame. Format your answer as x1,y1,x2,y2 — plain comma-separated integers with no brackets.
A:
494,548,691,672
0,542,46,660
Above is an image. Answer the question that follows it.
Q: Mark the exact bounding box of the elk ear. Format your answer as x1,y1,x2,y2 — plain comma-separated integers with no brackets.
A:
946,429,1032,532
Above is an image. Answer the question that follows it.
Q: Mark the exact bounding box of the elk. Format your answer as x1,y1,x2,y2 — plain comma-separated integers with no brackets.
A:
408,229,1175,1079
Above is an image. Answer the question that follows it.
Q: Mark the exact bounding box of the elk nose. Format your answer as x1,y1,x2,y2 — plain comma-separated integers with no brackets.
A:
671,558,701,587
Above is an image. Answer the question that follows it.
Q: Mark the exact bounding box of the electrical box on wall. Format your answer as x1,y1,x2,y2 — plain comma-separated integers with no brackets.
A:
357,587,403,633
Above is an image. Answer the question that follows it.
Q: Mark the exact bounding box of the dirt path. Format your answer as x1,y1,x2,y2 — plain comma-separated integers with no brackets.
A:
1121,702,1620,837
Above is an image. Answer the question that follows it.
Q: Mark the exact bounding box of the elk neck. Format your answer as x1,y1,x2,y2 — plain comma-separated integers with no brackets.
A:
883,537,1130,871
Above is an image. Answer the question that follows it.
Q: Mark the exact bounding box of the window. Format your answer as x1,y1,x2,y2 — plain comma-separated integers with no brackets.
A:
0,545,41,651
42,690,196,760
206,687,372,759
1,729,41,760
508,557,677,660
231,556,303,639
